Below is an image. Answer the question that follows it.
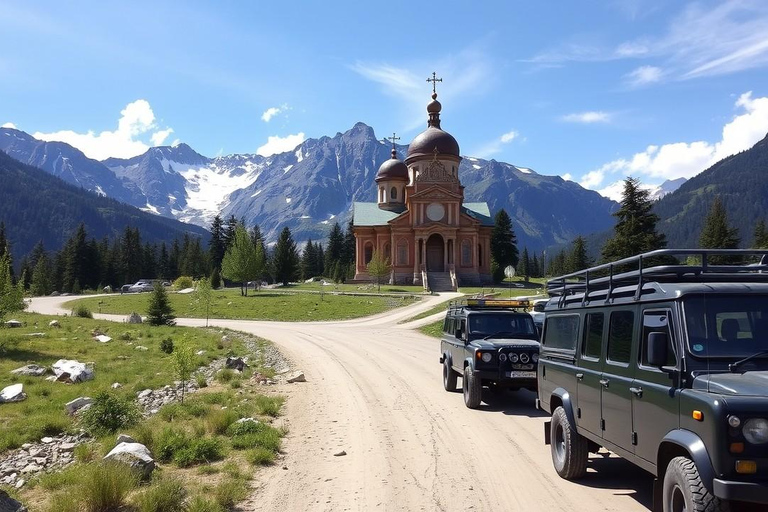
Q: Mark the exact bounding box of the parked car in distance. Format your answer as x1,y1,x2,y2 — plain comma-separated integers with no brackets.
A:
537,249,768,512
127,280,155,293
440,298,540,408
529,298,549,332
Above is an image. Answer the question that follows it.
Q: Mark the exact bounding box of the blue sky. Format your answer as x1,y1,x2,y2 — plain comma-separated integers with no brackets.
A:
1,0,768,199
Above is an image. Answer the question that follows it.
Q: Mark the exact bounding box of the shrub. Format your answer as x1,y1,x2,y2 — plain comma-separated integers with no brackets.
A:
253,395,284,418
230,429,281,452
214,477,249,508
173,276,194,290
205,408,238,435
160,337,174,354
230,379,242,389
72,304,93,318
74,443,98,463
37,464,83,491
155,427,189,463
129,422,156,452
172,339,195,403
133,476,187,512
195,374,208,388
226,419,264,437
80,461,139,512
118,331,134,341
45,493,80,512
174,437,225,467
216,368,235,383
158,403,185,422
246,447,276,466
146,282,176,326
188,496,225,512
79,392,140,435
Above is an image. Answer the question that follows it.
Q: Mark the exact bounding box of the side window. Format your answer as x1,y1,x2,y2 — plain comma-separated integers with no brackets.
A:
543,315,579,350
607,311,635,364
443,316,449,333
582,312,604,359
640,310,677,367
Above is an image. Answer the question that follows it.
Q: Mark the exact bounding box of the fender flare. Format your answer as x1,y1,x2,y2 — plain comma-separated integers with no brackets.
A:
463,357,475,372
658,429,716,492
549,387,577,428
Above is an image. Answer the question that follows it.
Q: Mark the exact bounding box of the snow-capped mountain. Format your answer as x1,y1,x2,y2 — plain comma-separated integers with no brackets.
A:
598,177,687,203
0,124,619,251
648,178,687,201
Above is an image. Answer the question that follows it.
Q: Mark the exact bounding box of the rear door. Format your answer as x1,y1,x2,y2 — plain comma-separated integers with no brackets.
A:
576,311,605,436
601,308,637,450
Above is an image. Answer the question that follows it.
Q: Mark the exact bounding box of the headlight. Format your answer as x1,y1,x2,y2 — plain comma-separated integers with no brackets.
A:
520,353,530,364
728,415,741,428
499,353,507,362
509,353,519,363
532,353,539,363
743,418,768,444
481,352,492,363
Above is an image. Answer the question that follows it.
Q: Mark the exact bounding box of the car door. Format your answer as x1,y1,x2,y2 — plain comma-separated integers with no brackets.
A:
576,311,605,436
601,308,637,450
450,317,467,371
632,307,680,463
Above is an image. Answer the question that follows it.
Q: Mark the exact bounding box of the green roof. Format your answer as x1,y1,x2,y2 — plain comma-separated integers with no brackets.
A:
354,201,493,227
352,202,403,226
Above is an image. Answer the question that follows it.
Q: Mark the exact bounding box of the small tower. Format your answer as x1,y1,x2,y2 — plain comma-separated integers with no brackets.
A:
375,133,408,212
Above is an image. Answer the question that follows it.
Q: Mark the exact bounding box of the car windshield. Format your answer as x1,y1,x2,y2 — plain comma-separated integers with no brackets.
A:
684,295,768,358
468,313,537,339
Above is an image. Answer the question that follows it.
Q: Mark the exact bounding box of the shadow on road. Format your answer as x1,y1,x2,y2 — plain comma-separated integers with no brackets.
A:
478,388,549,418
580,453,654,510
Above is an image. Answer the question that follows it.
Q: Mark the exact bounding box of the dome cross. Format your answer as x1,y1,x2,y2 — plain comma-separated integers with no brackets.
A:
426,72,442,95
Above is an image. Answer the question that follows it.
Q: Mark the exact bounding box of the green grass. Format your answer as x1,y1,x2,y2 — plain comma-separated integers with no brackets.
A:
284,281,426,294
0,312,244,453
399,301,451,324
65,288,420,321
459,278,546,297
419,320,444,338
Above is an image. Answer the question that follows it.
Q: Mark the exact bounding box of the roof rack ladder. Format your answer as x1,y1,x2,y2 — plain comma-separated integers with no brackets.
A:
634,255,643,301
604,264,614,304
581,270,590,307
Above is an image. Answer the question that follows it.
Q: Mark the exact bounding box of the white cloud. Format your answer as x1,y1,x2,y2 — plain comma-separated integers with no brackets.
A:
473,129,521,158
562,111,612,124
151,128,174,146
32,99,173,160
624,65,663,86
500,130,519,143
561,173,573,181
261,104,289,123
256,132,305,157
615,41,649,57
1,122,16,129
579,91,768,193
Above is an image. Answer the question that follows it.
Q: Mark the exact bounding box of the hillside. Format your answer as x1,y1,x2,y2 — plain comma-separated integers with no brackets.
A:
654,133,768,247
0,150,209,262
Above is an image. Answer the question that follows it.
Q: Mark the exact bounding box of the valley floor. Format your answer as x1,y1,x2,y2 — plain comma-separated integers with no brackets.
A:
29,294,652,512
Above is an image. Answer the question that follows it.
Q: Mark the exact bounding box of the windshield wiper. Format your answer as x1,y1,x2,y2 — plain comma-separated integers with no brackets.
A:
729,350,768,372
483,331,518,340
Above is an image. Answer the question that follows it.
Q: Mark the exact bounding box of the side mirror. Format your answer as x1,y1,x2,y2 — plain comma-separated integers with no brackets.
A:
647,332,669,367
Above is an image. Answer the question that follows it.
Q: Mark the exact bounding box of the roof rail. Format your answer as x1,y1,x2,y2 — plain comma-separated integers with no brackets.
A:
547,249,768,301
447,298,530,312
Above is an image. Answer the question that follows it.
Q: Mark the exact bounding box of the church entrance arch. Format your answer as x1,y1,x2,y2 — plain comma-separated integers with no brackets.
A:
426,234,445,272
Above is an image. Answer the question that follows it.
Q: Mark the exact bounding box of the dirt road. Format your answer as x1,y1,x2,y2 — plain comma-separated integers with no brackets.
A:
29,295,653,512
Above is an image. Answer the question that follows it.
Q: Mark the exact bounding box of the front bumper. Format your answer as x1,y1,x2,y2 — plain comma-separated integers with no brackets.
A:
713,478,768,504
473,368,537,388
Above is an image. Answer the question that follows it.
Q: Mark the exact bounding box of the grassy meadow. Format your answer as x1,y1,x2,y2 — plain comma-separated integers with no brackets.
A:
65,289,419,322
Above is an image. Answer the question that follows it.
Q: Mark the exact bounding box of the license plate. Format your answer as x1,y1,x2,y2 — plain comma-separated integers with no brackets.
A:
507,371,536,378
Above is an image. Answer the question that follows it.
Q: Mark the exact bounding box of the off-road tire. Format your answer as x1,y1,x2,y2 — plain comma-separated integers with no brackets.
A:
550,406,588,479
443,359,458,392
463,366,482,409
663,457,730,512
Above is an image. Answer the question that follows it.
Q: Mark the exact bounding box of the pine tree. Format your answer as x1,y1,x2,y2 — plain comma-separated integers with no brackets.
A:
223,215,238,249
699,196,740,264
531,254,541,278
30,253,52,296
519,248,530,282
158,243,170,280
490,209,519,283
0,222,7,260
324,222,344,276
146,282,176,326
301,239,317,281
208,215,226,271
0,253,25,322
210,267,221,289
342,220,356,267
567,236,589,273
753,219,768,249
602,177,667,262
273,227,300,286
221,225,262,296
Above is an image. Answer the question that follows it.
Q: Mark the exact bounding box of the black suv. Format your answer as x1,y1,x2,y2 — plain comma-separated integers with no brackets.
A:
440,298,540,408
537,249,768,512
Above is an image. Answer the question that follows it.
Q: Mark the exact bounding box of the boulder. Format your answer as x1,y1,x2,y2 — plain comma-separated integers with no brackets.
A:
116,434,136,445
48,320,60,328
51,359,94,383
0,384,26,404
225,357,247,372
94,335,112,343
286,370,306,383
0,489,27,512
103,285,112,293
137,389,153,399
10,364,47,377
4,320,21,328
103,442,155,479
111,382,122,389
134,345,148,351
65,396,94,415
126,312,142,324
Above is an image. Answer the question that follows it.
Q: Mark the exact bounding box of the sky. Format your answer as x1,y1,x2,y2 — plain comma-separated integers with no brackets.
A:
1,0,768,200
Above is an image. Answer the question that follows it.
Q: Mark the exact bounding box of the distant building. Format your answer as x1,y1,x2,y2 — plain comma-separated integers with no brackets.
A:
352,80,494,291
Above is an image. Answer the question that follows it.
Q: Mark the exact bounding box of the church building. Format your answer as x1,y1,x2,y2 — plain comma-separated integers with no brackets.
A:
352,76,494,291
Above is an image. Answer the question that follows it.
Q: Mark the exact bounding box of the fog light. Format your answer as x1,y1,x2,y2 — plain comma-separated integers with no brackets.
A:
509,353,519,363
499,353,507,362
736,460,757,474
728,416,741,428
520,353,530,364
730,442,744,454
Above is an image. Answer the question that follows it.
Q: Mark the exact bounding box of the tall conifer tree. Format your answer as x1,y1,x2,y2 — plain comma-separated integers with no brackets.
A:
490,209,519,282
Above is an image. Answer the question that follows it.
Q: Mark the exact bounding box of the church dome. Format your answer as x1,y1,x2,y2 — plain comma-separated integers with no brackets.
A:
375,149,409,182
405,92,460,163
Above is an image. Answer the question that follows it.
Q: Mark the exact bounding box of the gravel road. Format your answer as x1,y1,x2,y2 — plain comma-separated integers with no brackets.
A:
29,294,652,512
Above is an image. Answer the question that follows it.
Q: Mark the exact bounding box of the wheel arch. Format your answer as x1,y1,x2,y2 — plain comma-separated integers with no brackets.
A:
657,430,716,493
549,387,576,428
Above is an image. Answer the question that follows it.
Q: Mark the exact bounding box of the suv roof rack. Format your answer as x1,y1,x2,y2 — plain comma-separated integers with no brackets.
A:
447,298,530,313
547,249,768,304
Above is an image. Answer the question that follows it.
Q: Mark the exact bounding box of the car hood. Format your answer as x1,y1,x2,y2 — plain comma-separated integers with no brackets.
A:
692,371,768,396
470,339,540,350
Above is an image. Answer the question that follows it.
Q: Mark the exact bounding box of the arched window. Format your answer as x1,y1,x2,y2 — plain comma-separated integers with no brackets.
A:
379,187,384,203
364,242,374,264
397,239,408,266
461,240,472,266
390,187,397,200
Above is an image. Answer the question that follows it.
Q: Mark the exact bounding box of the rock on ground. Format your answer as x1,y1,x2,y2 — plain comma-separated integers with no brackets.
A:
103,442,155,479
65,396,93,415
0,490,27,512
286,371,306,383
10,365,47,377
51,360,94,383
126,312,142,324
0,384,26,404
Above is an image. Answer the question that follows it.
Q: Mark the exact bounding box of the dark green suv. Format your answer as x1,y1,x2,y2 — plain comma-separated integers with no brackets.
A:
537,249,768,512
440,298,539,408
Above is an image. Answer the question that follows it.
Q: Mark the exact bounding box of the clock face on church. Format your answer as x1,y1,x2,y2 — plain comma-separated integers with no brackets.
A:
426,203,445,222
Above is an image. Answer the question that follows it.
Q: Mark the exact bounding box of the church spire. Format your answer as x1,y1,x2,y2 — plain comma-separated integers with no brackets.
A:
426,72,443,129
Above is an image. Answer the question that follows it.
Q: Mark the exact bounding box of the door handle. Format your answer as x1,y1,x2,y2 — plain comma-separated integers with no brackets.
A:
576,373,584,381
630,387,643,397
599,378,610,388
